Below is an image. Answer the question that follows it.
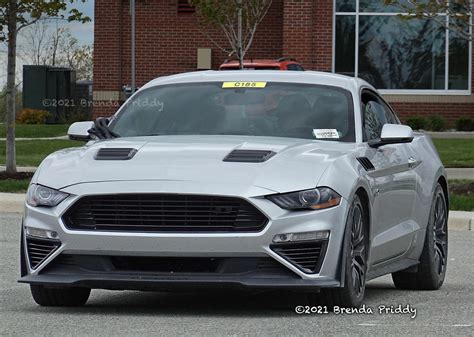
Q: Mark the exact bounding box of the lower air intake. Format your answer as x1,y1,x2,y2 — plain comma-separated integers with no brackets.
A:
271,240,327,274
26,236,60,269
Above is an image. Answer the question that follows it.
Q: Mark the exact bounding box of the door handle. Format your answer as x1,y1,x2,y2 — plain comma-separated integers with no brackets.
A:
408,157,417,169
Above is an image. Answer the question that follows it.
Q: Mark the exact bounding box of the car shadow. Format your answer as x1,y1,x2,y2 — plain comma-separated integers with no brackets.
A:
21,280,412,317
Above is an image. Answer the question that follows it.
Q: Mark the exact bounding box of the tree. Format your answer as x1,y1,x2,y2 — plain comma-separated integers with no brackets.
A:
19,24,93,80
0,0,89,174
20,19,51,65
189,0,272,69
56,30,93,80
385,0,473,41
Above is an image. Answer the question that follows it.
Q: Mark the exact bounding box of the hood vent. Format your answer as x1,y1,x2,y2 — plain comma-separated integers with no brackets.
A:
224,149,276,163
95,148,138,160
357,157,375,171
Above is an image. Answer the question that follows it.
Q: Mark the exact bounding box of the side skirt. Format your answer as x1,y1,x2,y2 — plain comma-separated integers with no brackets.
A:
367,258,419,281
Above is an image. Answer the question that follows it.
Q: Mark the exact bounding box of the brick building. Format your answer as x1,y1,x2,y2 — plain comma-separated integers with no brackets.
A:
93,0,474,125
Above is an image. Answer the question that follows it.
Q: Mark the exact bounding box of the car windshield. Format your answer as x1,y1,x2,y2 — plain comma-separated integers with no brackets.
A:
111,82,355,141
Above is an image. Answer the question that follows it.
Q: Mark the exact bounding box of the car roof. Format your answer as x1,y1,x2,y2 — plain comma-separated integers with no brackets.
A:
140,70,375,92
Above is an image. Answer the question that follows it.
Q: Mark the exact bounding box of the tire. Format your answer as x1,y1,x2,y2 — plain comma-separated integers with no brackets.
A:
30,284,91,306
392,184,448,290
310,194,369,308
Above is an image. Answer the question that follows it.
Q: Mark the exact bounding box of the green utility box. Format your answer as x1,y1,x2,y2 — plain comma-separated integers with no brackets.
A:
23,65,76,123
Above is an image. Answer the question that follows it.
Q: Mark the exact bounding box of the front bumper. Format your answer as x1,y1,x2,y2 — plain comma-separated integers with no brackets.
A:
19,180,349,290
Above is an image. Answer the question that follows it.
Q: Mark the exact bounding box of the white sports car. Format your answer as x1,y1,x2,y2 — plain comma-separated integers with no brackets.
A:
20,71,448,308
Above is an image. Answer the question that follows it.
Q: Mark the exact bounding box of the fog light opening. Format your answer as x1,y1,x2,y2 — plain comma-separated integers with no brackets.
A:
272,230,329,243
25,227,59,240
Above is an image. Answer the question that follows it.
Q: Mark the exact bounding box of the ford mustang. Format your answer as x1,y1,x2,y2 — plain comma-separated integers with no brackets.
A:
19,71,448,308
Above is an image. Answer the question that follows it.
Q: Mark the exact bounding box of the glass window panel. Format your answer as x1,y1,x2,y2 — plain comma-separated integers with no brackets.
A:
359,0,432,13
360,0,407,12
449,19,470,90
358,16,446,89
335,15,356,76
336,0,356,12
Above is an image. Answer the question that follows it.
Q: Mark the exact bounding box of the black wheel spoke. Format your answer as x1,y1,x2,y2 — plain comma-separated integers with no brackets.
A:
349,203,366,296
432,193,447,276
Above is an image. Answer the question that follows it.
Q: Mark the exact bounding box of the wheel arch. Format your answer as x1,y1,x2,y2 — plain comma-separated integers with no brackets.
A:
338,184,372,288
437,175,449,213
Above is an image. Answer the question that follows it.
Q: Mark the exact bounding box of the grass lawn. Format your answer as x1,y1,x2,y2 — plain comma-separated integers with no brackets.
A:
0,123,69,138
0,178,30,193
432,138,474,168
450,195,474,211
0,140,80,167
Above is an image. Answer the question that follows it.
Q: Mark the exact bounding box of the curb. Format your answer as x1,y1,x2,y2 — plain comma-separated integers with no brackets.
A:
0,193,472,230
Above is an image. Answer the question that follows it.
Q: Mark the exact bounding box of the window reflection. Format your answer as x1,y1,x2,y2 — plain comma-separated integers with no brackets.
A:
359,16,445,89
336,0,356,12
449,20,469,90
335,15,356,76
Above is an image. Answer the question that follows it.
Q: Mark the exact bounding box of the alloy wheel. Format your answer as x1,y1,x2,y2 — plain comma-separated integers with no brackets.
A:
433,192,448,276
350,204,366,297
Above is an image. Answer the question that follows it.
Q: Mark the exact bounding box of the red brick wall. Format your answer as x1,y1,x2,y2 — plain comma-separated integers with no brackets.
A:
392,103,474,126
313,0,333,71
93,0,123,92
282,0,313,68
115,0,283,89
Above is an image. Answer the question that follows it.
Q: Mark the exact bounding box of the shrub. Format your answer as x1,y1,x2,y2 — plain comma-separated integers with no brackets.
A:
455,117,474,131
16,109,50,124
427,115,447,131
405,116,426,130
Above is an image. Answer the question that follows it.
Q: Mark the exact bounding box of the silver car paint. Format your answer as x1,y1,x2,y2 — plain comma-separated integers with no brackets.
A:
23,71,446,285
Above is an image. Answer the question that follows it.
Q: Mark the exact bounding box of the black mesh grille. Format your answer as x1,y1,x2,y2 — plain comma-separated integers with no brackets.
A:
223,150,276,163
271,241,327,274
26,236,60,269
62,194,268,233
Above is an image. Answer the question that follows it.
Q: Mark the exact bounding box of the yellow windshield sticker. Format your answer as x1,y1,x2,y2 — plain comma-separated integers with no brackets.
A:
222,81,267,89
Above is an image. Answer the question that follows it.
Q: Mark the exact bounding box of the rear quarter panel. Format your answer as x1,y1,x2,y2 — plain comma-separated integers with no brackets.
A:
411,133,447,231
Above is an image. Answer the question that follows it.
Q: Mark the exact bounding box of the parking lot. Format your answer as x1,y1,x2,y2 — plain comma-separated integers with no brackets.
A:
1,212,472,336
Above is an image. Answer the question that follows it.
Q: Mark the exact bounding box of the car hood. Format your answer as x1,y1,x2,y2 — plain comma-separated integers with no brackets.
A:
36,135,356,194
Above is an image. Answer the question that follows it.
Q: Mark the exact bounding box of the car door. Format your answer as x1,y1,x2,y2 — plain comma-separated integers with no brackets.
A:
360,90,419,266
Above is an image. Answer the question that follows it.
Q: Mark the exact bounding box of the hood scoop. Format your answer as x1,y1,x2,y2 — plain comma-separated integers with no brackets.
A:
95,148,138,160
357,157,375,171
223,149,276,163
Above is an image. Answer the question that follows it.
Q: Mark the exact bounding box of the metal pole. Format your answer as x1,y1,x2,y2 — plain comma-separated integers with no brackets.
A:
131,0,136,92
237,0,243,69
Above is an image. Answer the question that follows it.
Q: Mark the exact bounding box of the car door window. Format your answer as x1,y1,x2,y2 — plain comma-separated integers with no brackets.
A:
362,93,387,141
362,91,402,141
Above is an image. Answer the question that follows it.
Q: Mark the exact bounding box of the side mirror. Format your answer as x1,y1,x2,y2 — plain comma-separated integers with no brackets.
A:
68,121,94,141
368,124,414,148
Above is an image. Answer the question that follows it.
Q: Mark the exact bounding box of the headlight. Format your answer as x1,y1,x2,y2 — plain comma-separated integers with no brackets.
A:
266,187,341,210
26,184,69,207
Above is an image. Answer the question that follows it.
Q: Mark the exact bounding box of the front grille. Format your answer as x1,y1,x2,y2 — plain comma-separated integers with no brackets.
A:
26,236,60,269
62,194,268,233
271,241,327,274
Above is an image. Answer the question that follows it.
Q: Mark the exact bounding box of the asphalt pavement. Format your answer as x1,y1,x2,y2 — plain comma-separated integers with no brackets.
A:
1,212,473,336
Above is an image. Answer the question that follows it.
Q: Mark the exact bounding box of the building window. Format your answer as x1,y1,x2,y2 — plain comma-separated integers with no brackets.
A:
334,0,471,93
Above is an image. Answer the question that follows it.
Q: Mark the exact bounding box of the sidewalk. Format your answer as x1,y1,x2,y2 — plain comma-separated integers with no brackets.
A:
425,131,474,139
0,135,68,141
0,192,472,230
